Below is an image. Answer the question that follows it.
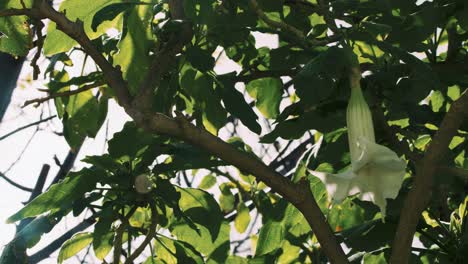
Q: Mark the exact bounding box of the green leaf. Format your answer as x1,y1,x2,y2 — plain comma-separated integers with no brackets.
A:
308,174,329,212
0,16,32,57
43,0,123,55
186,46,215,72
255,221,284,256
15,216,56,248
83,154,122,172
7,170,97,223
170,220,230,261
113,4,153,95
246,77,282,119
92,3,135,31
108,122,154,159
216,74,261,134
177,188,223,241
277,240,301,264
293,47,353,106
198,174,217,190
63,89,100,148
0,0,33,56
93,232,114,260
234,203,251,234
153,236,204,264
362,252,387,264
183,0,216,25
180,67,227,134
58,232,93,264
219,185,235,213
93,204,114,260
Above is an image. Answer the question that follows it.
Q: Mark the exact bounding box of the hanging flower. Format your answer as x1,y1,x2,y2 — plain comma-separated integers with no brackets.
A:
310,67,406,216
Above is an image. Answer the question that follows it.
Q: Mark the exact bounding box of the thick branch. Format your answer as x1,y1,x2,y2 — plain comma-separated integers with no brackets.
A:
11,1,348,262
131,111,348,263
390,89,468,264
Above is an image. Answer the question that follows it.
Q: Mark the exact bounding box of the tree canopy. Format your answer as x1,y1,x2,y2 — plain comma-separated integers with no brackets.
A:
0,0,467,263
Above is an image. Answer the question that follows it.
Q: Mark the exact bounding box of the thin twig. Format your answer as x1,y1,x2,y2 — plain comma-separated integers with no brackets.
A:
113,207,138,264
249,0,305,40
4,127,39,173
124,203,158,264
23,80,105,107
31,20,45,80
0,172,33,192
317,0,339,33
0,115,56,141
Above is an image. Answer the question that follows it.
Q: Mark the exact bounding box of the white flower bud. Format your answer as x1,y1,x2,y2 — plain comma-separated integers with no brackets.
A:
135,174,153,194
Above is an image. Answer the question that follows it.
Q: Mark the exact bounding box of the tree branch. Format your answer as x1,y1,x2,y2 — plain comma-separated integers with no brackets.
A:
130,111,348,263
390,89,468,264
10,1,348,262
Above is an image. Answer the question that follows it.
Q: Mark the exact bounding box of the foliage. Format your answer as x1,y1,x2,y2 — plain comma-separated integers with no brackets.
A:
1,0,467,263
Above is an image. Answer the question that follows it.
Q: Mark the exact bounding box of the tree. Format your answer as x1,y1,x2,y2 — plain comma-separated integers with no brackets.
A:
0,0,467,263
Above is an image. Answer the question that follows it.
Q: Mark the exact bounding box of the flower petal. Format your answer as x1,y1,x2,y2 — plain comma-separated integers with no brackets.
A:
352,137,406,173
312,138,406,216
351,138,406,215
310,169,356,202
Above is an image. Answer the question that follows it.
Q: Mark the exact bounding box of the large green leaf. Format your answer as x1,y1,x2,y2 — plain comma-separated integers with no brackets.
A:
170,220,230,262
113,4,153,95
293,46,354,107
216,74,261,134
180,67,227,134
177,188,223,241
91,2,136,32
153,236,204,264
63,89,102,148
255,221,284,256
7,170,97,223
107,122,155,159
58,232,93,264
0,0,33,56
92,204,114,260
43,0,123,55
170,188,229,261
246,77,282,119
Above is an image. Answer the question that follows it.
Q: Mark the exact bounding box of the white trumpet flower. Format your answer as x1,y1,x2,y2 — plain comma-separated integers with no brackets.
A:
310,67,406,216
